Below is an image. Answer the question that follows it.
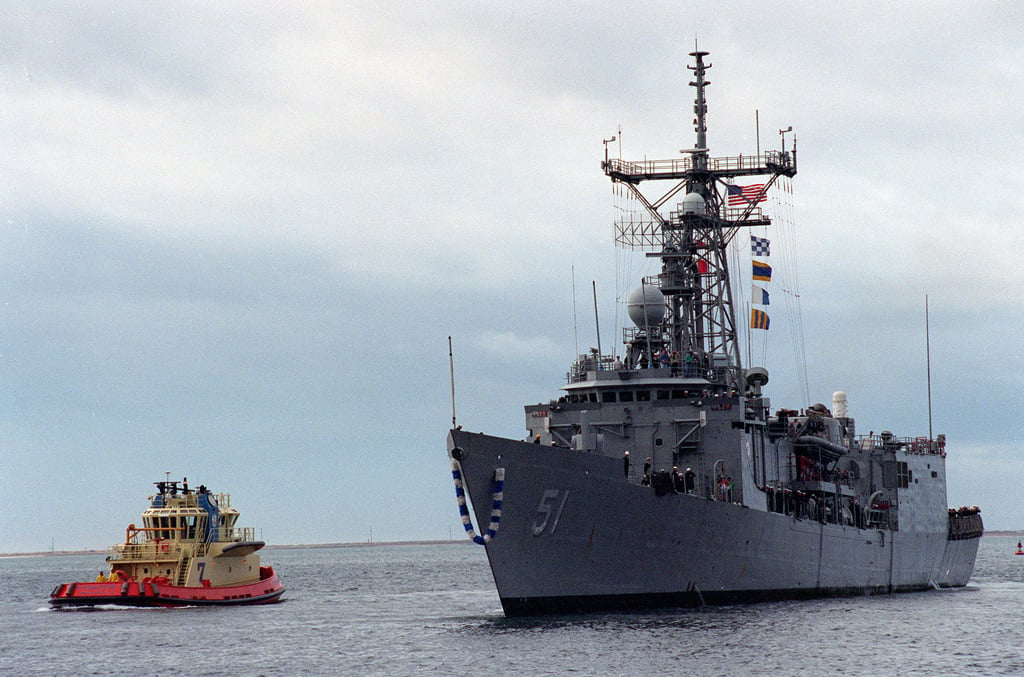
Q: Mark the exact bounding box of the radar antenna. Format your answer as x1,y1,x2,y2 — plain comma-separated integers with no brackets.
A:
602,51,797,390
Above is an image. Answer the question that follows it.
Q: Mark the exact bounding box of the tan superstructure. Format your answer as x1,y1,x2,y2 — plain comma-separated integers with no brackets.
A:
105,480,265,588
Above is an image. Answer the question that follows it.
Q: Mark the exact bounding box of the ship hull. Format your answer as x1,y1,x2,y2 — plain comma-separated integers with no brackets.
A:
450,429,980,616
49,567,285,608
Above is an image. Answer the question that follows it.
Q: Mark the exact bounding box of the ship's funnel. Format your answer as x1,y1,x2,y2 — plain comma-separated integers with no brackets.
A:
627,285,666,328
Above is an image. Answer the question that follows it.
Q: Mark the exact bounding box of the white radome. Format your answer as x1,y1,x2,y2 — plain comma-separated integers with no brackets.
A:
627,285,667,328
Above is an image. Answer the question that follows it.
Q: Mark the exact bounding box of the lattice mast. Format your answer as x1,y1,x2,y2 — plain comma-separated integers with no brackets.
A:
602,50,797,389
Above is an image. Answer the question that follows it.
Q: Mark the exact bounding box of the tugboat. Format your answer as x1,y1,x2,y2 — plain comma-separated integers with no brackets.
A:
447,50,983,616
50,478,285,607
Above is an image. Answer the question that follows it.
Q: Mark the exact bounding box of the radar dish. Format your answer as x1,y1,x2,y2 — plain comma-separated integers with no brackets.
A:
746,367,769,388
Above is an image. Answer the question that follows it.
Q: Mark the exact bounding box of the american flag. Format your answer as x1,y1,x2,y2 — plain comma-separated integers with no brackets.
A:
727,184,767,207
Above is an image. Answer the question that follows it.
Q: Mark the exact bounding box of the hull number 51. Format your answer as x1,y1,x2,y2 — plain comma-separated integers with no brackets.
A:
532,489,569,536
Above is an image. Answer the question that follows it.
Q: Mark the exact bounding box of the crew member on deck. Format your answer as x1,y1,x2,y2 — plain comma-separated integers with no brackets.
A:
685,350,696,376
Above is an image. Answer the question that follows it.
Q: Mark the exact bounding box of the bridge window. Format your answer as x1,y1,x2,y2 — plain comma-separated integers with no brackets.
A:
897,462,909,488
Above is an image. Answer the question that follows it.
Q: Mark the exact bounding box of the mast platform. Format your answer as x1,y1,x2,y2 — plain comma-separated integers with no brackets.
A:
602,150,796,183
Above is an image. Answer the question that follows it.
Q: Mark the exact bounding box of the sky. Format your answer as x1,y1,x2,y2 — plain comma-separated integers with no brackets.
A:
2,2,1023,553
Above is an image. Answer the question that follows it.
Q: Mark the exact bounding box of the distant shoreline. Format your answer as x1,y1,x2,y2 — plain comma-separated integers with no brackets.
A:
5,533,1022,559
0,539,472,559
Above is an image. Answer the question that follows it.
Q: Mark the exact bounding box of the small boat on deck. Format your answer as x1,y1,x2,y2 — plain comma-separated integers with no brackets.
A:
50,478,285,608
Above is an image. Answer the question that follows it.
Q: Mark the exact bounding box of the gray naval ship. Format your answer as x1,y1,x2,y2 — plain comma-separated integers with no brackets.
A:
447,50,983,616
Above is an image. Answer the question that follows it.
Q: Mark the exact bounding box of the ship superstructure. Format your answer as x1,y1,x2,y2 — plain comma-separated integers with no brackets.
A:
447,51,982,616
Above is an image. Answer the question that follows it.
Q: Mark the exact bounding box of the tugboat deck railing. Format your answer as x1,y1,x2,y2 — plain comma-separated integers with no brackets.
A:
109,526,258,562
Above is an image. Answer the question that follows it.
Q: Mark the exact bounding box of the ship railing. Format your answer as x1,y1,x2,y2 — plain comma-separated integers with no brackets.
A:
115,525,185,551
567,353,619,383
150,491,231,507
948,508,984,540
156,493,202,508
628,466,707,499
214,526,257,542
109,541,175,562
722,206,769,223
857,434,946,455
603,151,795,181
764,482,888,528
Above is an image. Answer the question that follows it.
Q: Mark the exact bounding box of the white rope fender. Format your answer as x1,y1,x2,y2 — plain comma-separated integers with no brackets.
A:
451,459,505,545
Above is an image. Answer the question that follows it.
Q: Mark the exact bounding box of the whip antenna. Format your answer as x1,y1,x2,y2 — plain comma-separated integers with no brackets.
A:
448,336,457,428
925,295,933,440
572,265,579,358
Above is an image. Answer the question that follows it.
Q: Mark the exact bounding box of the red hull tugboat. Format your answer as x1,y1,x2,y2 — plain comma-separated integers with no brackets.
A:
50,478,285,608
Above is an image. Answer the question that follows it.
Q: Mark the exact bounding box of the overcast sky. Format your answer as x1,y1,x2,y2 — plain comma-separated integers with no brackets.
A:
2,2,1022,553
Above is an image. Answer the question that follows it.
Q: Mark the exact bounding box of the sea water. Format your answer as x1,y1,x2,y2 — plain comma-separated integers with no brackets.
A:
3,537,1022,676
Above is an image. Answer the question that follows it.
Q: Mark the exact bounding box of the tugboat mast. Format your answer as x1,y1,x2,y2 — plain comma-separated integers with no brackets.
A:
602,50,796,390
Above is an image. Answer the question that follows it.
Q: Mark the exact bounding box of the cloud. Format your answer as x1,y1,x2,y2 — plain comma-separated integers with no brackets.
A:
1,2,1021,551
474,329,559,361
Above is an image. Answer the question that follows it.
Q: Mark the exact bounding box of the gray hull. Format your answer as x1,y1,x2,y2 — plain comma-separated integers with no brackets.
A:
447,50,982,616
450,429,980,616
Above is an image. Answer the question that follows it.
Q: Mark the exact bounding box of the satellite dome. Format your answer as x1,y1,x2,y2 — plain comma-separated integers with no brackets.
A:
680,192,706,216
627,286,666,328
